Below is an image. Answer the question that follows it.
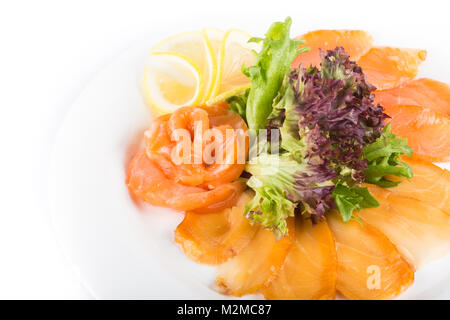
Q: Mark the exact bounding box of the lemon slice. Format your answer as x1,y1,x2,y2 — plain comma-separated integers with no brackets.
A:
143,28,260,114
208,29,260,104
202,28,225,101
151,31,214,103
143,52,203,114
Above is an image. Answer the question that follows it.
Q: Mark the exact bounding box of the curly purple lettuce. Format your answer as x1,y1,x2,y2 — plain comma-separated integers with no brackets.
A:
246,48,393,234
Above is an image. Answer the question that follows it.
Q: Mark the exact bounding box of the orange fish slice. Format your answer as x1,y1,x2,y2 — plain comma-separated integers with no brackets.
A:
291,30,373,68
262,218,337,300
174,191,258,265
127,149,246,212
357,47,427,90
360,186,450,269
327,212,414,300
145,105,248,188
384,104,450,162
374,78,450,116
382,158,450,214
215,218,295,297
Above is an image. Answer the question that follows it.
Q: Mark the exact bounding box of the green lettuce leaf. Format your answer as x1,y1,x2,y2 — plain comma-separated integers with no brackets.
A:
269,78,307,160
332,184,380,222
226,88,249,122
363,124,413,188
244,17,308,130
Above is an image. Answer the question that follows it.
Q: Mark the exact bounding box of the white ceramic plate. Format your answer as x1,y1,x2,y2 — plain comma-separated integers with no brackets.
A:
49,25,450,299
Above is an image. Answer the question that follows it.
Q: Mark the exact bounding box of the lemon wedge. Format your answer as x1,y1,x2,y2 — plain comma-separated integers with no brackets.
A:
207,29,260,105
143,52,203,114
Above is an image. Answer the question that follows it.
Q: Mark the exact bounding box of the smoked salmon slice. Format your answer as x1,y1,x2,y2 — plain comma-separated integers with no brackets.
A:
327,212,414,300
382,158,450,214
383,104,450,162
127,149,246,212
262,218,337,300
357,47,427,90
174,191,259,265
359,186,450,269
291,30,373,68
374,78,450,116
199,102,248,129
127,104,249,212
215,219,295,297
144,105,248,188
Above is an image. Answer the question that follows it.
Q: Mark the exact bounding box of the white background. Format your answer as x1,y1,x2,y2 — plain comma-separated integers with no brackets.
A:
0,0,448,299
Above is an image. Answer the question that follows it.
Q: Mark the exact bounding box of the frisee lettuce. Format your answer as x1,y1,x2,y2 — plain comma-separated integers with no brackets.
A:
245,153,334,237
245,153,299,237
